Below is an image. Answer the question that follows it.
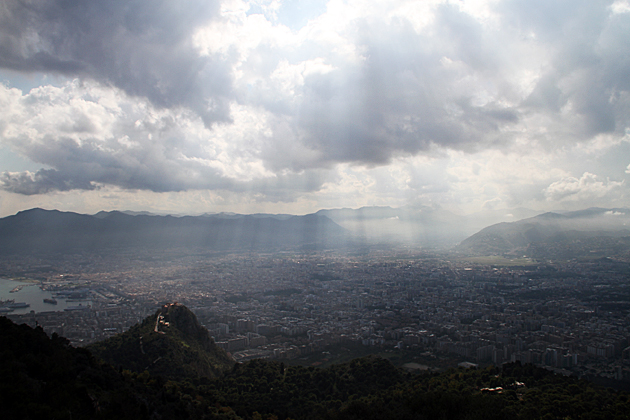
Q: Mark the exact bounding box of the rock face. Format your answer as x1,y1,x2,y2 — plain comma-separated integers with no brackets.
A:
89,303,234,379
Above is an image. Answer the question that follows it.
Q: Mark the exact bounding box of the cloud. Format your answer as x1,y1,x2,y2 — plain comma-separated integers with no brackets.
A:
0,0,629,211
0,80,330,199
506,0,630,138
256,3,526,169
208,0,630,172
482,197,503,210
0,0,232,125
544,172,624,202
0,169,96,195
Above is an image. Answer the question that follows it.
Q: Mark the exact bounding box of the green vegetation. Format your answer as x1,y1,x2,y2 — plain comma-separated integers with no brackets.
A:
4,308,630,420
0,316,204,420
282,343,459,370
88,303,234,380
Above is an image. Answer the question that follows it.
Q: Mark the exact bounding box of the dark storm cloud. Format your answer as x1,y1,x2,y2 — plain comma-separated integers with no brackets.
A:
0,127,331,198
0,162,330,200
2,126,233,194
0,0,232,124
0,168,96,195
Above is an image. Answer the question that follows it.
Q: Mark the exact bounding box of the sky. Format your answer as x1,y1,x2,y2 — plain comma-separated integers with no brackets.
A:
0,0,629,218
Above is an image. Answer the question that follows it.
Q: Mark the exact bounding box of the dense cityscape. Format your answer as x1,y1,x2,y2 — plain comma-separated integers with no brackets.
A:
3,248,630,386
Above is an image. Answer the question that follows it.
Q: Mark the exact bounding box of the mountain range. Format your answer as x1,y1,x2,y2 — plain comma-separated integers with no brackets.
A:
1,206,629,258
0,207,348,254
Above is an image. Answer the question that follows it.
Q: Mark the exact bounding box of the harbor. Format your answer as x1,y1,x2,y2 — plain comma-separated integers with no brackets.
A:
0,278,91,314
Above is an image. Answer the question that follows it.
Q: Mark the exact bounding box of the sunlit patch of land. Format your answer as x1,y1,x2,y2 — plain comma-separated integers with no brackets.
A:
457,255,537,266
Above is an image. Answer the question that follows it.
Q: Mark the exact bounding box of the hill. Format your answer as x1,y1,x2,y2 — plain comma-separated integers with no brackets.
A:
3,313,630,419
0,208,348,255
455,207,630,259
88,303,234,380
0,315,205,420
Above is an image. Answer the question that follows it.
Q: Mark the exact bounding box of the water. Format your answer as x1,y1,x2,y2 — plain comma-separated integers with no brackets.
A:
0,278,92,314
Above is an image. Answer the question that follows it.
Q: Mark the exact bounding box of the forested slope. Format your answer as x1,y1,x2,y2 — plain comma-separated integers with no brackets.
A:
3,312,630,420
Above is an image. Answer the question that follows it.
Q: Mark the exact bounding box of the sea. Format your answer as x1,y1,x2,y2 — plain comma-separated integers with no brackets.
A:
0,278,92,315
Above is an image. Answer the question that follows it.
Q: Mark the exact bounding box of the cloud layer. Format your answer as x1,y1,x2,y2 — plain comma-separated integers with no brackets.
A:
1,0,629,215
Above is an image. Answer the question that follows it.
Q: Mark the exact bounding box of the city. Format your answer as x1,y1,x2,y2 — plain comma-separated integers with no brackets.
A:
3,248,630,387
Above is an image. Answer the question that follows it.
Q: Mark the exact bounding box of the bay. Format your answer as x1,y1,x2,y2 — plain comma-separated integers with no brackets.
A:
0,278,91,314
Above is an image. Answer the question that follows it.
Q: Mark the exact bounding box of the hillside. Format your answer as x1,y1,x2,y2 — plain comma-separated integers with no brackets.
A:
3,313,630,419
88,303,234,380
455,208,630,259
0,315,201,420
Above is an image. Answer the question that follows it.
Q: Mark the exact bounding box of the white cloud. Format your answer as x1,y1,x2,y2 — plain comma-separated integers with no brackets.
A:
0,80,281,194
605,210,625,216
611,1,630,15
544,172,624,202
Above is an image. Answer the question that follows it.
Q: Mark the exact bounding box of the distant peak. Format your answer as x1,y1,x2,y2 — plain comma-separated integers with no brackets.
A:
18,207,54,214
534,212,565,219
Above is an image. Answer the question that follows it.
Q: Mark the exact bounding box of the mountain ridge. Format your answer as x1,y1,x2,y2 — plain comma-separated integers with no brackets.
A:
5,206,629,256
0,207,349,254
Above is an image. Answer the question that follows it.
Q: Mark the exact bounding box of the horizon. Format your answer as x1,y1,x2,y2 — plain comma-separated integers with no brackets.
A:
4,202,617,220
1,1,630,218
0,203,540,218
4,204,630,254
5,203,630,219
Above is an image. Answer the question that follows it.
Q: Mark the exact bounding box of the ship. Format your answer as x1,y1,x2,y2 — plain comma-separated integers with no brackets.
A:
43,298,58,304
7,302,30,309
